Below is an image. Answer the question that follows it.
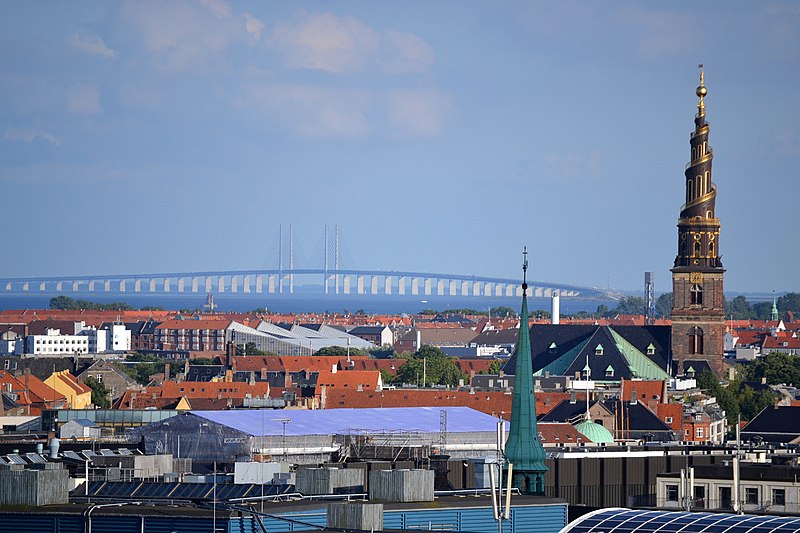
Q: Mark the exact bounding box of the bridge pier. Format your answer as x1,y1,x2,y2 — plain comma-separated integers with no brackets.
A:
371,276,378,295
243,275,251,293
343,275,351,294
424,278,432,296
398,276,406,295
385,276,393,295
268,275,276,294
230,275,238,293
437,279,445,296
217,276,224,293
411,278,419,296
40,281,47,292
56,281,63,291
357,275,364,295
119,280,126,292
204,277,212,293
22,282,29,291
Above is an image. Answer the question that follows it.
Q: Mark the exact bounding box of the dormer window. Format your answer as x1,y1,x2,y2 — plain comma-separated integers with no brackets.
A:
605,365,614,377
646,343,655,356
686,366,696,377
549,342,557,354
594,344,604,356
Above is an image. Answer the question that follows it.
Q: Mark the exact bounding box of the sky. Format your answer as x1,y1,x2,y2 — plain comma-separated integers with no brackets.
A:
1,1,798,294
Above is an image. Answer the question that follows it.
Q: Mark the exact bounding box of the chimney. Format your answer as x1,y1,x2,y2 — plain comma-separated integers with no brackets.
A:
551,292,560,325
249,371,255,386
183,359,190,376
331,365,337,374
261,367,267,380
164,363,171,381
415,329,421,350
225,341,236,370
761,376,767,385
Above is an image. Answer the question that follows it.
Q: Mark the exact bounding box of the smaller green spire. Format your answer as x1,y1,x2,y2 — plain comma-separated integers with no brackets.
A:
771,290,779,322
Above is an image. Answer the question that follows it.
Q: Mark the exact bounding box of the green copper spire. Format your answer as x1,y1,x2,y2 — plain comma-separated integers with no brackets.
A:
771,291,779,322
504,247,548,495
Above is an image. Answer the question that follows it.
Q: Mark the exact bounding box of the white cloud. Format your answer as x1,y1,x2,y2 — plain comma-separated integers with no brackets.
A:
66,34,118,59
382,31,434,74
244,13,265,40
66,85,101,114
269,12,379,73
199,0,231,19
238,83,372,139
120,0,252,71
542,149,605,182
3,127,62,146
385,89,451,137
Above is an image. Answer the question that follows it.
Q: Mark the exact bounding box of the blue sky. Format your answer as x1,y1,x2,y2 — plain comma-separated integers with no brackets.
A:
1,1,798,293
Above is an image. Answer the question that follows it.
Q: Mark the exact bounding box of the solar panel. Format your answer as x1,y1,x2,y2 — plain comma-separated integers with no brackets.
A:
135,482,178,498
171,483,213,500
0,456,7,465
63,451,83,461
86,481,107,495
6,454,26,465
24,453,46,464
97,482,142,498
213,484,255,500
117,448,134,455
82,450,98,457
98,449,116,456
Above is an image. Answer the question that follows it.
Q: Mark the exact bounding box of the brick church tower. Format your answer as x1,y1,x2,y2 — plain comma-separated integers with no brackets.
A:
671,68,725,376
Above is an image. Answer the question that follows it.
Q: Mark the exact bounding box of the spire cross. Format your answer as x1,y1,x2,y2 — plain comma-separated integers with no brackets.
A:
522,247,529,289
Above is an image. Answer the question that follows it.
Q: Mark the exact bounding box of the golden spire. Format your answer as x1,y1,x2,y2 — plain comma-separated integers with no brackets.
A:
696,64,707,116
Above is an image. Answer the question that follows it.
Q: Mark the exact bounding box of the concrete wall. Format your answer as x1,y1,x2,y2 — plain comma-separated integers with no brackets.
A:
369,469,434,502
0,464,69,506
328,503,383,531
296,467,365,495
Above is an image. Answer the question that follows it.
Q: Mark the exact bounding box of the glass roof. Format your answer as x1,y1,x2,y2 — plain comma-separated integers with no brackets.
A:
563,508,800,532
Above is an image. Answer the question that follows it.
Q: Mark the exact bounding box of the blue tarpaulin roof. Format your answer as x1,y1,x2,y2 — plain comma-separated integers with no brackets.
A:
191,407,507,437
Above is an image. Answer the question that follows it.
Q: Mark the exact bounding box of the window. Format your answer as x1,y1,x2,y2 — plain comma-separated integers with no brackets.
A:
690,283,703,305
665,417,673,424
549,342,557,354
772,488,786,506
3,360,8,370
666,484,679,502
646,343,655,356
689,327,704,355
605,366,614,377
96,374,103,383
595,344,604,356
695,427,704,439
745,487,759,505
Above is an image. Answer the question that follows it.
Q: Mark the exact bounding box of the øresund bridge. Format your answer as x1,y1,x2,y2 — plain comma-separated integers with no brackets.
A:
0,268,615,300
0,226,618,301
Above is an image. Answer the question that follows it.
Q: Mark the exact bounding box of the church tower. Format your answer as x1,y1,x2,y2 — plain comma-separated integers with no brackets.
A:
671,68,725,376
504,248,548,494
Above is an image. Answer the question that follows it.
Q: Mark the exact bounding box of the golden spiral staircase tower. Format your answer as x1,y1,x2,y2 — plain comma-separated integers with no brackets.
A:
670,68,726,377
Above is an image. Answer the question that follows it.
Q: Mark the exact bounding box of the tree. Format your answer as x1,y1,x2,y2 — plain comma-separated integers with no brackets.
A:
725,295,753,319
490,306,517,318
115,353,166,385
84,376,111,408
192,357,220,365
392,345,466,387
615,296,645,315
481,360,503,375
655,293,673,318
742,352,800,386
314,346,370,357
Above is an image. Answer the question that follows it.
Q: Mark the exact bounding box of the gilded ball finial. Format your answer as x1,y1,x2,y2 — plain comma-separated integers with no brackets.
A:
696,64,707,98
